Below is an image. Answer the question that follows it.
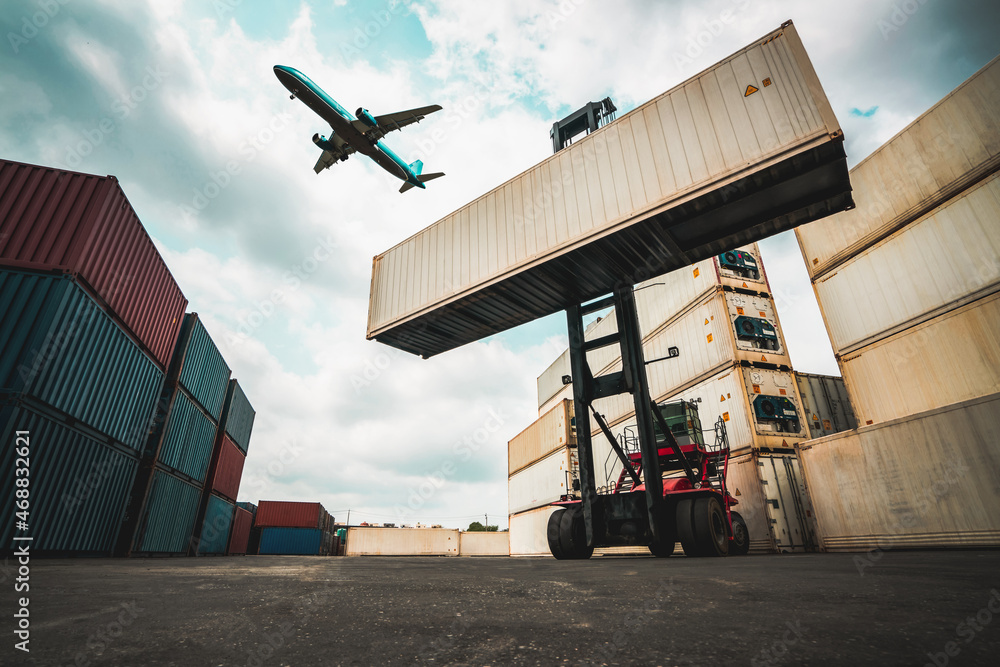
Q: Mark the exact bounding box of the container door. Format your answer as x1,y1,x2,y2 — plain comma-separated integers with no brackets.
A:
757,454,817,552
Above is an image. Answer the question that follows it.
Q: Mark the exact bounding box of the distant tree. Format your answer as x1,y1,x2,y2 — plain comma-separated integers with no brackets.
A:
467,522,499,532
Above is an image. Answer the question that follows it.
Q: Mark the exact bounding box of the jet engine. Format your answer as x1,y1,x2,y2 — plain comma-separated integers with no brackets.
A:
355,108,378,128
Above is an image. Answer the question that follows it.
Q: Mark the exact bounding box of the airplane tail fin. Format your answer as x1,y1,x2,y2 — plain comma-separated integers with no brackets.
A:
399,171,445,194
408,159,424,176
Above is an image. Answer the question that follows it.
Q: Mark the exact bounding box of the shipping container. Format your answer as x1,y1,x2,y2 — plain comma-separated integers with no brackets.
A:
131,467,202,554
228,506,253,555
539,383,574,418
0,399,138,556
345,527,459,556
195,494,235,555
813,171,1000,355
508,446,578,515
255,500,330,529
509,506,560,556
537,349,572,412
258,527,331,555
220,379,255,454
799,392,1000,551
796,56,1000,279
154,389,219,484
172,314,231,421
508,399,575,476
237,501,257,516
715,244,771,293
727,451,816,553
794,372,857,439
368,22,851,358
206,434,245,502
0,158,187,368
0,270,164,452
839,291,1000,426
459,531,510,556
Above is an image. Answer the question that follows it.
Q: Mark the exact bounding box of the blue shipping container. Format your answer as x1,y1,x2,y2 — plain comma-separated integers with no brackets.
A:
222,379,255,454
1,399,138,555
237,501,257,516
0,270,164,452
134,468,201,553
197,494,235,554
176,314,230,421
258,527,328,555
156,389,218,483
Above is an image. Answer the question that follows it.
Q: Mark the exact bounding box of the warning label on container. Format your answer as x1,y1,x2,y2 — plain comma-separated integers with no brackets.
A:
745,84,759,97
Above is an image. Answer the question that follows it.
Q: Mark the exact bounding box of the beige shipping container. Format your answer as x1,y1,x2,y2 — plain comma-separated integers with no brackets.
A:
508,446,579,515
508,399,575,476
509,505,560,556
459,531,510,556
795,372,857,439
345,527,460,556
539,383,573,418
369,22,850,358
839,291,1000,426
814,171,1000,355
798,392,1000,551
796,55,1000,279
727,451,816,553
537,349,572,411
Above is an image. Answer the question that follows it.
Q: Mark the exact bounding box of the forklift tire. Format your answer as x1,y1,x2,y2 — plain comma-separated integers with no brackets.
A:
559,507,593,559
692,496,729,557
648,540,675,557
729,511,750,556
547,510,569,559
675,498,699,557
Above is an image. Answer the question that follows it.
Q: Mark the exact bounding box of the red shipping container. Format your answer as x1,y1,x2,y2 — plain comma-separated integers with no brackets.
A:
0,158,187,369
255,501,328,529
228,507,253,555
208,434,245,502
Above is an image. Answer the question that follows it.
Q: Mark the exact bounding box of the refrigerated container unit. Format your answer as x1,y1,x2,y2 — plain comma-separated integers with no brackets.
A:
0,158,187,370
794,372,857,439
228,506,254,555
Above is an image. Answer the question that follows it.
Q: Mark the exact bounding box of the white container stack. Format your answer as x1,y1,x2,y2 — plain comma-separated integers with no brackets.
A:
795,56,1000,551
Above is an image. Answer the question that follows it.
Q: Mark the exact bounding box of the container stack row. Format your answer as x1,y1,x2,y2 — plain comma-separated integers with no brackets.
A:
248,501,336,556
793,56,1000,550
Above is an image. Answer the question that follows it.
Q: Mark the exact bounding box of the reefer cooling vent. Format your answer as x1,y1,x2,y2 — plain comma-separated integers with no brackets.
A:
752,395,800,433
719,250,760,280
735,315,779,350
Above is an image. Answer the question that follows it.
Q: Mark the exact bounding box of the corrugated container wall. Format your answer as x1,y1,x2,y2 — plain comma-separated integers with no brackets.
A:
0,270,164,452
0,158,187,369
458,531,510,556
175,314,231,421
155,390,219,483
255,501,329,529
221,379,255,454
368,22,851,358
509,506,560,556
207,434,245,502
133,468,202,554
796,55,1000,279
508,399,575,476
197,494,235,555
345,527,459,556
799,392,1000,551
1,400,138,556
258,527,330,555
508,447,578,515
794,372,857,438
228,507,253,555
237,501,257,515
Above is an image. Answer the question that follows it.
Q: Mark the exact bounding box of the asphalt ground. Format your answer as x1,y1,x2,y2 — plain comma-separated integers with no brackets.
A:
5,550,1000,666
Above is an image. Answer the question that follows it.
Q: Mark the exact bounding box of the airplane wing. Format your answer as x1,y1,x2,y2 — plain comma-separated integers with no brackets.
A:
313,133,357,173
350,105,443,141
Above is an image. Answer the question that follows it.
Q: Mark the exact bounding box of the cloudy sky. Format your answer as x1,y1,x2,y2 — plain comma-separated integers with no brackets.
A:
2,0,997,529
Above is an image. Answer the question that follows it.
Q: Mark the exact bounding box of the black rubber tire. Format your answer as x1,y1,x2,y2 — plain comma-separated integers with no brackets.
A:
559,507,593,560
729,511,750,556
648,540,675,557
675,498,699,557
547,510,568,559
692,496,729,557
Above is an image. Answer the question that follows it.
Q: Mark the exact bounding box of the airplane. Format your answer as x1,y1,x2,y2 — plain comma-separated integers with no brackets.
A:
273,65,445,193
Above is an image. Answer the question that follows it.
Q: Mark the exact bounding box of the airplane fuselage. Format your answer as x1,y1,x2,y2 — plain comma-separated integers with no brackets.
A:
273,65,423,188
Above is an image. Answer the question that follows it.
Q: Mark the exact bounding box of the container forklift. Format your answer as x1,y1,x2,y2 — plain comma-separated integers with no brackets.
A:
545,285,750,559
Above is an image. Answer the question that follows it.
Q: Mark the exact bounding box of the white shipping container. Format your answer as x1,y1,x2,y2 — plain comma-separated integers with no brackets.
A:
815,171,1000,354
369,22,849,358
716,244,771,293
346,527,460,556
796,55,1000,279
839,291,1000,426
508,446,579,515
799,392,1000,551
459,531,510,556
537,349,572,411
539,383,573,418
509,505,560,556
795,372,857,439
508,399,575,476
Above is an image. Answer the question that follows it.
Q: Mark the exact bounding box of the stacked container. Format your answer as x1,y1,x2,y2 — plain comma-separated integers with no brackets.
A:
118,313,232,556
794,372,857,439
253,501,334,555
0,159,186,556
794,56,1000,550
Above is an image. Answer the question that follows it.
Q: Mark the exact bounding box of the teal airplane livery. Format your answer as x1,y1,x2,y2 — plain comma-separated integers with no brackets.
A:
274,65,444,193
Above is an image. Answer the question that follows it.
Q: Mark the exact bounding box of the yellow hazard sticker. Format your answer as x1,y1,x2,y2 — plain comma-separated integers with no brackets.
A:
734,487,741,496
745,84,759,97
742,282,749,288
720,394,726,402
823,420,832,430
752,384,761,394
693,267,700,278
737,307,744,315
723,412,730,422
763,77,772,87
707,333,713,343
779,388,787,395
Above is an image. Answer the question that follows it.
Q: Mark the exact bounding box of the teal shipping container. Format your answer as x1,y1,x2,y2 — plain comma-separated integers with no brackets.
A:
174,314,230,421
132,468,202,554
156,389,218,483
0,270,164,452
221,379,255,454
196,494,235,554
0,399,138,555
258,527,330,555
